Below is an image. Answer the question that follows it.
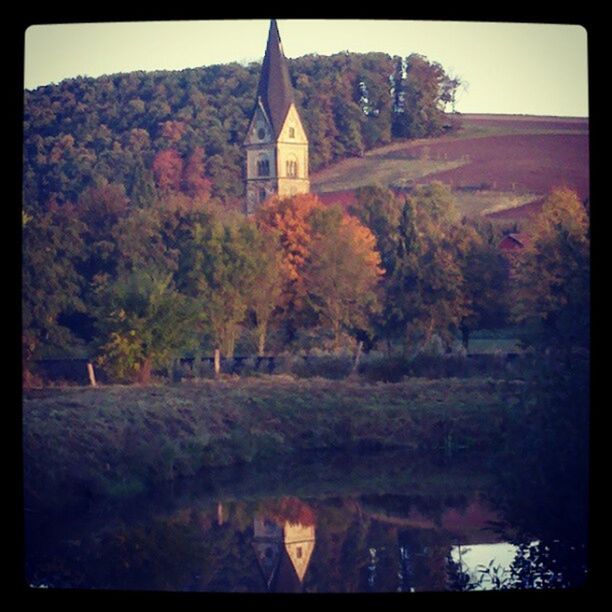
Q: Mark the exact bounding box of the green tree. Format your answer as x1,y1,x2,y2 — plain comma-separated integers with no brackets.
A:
22,206,86,362
454,221,511,350
127,158,157,209
246,228,287,356
386,184,467,355
349,185,402,274
511,187,590,351
181,215,261,357
392,54,458,139
94,267,197,383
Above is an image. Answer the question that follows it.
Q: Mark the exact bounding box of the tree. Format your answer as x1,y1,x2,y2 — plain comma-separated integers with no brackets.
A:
303,206,384,350
22,207,86,362
182,146,212,203
152,148,183,194
511,187,590,351
181,215,261,357
255,194,325,343
128,158,157,209
454,220,511,350
386,184,468,354
94,267,197,383
392,54,458,139
246,228,287,356
349,185,402,275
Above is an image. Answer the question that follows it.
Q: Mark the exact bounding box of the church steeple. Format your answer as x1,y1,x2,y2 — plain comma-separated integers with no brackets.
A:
256,19,295,137
244,19,310,214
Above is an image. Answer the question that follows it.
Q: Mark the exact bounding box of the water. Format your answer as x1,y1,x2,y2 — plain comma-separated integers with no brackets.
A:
24,449,588,593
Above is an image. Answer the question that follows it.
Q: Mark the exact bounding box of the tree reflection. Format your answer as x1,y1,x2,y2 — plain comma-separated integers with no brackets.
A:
482,350,590,591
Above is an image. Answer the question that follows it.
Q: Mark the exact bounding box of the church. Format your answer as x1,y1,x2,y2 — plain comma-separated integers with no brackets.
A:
244,20,310,214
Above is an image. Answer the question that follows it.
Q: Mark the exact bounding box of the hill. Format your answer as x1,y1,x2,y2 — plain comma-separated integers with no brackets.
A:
312,114,589,225
22,51,459,212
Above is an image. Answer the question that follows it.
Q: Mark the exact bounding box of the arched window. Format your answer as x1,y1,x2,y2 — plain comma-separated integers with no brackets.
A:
257,156,270,177
286,158,298,178
288,126,296,139
259,188,267,202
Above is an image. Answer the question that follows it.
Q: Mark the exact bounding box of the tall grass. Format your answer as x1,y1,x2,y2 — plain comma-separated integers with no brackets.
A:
23,377,520,513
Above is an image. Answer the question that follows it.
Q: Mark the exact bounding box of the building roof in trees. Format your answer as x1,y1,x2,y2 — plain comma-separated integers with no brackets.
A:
255,19,296,138
498,232,531,251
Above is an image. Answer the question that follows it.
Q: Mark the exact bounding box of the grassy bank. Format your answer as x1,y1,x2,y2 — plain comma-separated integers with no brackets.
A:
23,376,521,511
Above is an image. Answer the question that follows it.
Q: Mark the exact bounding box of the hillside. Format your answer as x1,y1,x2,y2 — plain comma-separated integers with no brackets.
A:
312,114,589,225
23,51,467,213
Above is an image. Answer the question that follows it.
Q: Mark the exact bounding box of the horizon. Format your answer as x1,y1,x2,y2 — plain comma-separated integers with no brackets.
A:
24,20,589,118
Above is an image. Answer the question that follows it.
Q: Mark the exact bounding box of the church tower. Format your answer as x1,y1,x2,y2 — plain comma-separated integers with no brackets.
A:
244,19,310,214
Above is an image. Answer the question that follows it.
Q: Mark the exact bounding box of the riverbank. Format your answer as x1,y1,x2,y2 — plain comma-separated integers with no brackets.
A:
23,375,522,511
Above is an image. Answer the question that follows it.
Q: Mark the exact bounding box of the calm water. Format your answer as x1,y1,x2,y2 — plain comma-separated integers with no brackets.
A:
24,447,589,593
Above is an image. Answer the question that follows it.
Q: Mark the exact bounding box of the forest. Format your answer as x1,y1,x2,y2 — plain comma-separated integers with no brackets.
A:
22,181,589,384
23,51,459,211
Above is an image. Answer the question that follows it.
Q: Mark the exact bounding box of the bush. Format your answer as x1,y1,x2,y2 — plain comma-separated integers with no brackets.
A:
359,356,412,382
292,355,354,379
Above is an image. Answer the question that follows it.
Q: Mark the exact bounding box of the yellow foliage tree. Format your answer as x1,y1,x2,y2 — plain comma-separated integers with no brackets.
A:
511,187,590,350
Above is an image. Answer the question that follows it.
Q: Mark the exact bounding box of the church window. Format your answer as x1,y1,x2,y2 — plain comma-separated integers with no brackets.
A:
259,188,267,202
257,127,266,140
257,157,270,177
286,159,298,177
289,126,295,138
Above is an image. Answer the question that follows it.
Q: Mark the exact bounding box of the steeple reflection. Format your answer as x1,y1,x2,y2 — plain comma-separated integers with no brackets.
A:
253,497,316,592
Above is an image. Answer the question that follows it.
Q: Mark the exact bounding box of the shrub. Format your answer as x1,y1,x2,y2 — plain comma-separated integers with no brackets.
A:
292,355,354,379
359,356,412,382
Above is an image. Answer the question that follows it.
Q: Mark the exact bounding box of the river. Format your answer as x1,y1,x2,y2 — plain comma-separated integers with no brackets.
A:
24,446,588,593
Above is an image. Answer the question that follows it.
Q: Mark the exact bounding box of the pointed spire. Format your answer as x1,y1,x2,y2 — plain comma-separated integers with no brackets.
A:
256,19,295,137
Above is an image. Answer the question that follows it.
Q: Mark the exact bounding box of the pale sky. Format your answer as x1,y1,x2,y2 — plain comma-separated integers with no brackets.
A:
24,20,589,117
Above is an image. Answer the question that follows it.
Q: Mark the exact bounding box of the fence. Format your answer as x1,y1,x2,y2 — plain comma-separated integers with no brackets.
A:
29,351,533,386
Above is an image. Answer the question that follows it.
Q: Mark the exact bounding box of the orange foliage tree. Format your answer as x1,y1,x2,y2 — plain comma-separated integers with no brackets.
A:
305,206,384,349
256,195,383,349
255,194,324,340
152,148,183,194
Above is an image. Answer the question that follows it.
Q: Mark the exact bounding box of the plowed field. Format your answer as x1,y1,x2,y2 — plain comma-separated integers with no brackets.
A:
312,114,589,224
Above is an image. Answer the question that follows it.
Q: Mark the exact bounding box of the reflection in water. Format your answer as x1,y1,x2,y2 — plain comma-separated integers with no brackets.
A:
252,500,316,592
24,448,588,593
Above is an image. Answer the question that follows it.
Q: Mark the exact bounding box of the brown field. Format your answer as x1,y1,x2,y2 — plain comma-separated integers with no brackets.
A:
312,114,589,224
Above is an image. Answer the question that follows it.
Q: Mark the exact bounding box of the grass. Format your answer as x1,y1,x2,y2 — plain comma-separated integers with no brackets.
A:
452,189,539,218
311,155,466,193
23,376,522,512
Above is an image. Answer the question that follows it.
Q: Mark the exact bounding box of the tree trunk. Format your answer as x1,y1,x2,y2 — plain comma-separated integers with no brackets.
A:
87,362,97,387
257,321,267,357
213,348,221,379
137,357,152,384
461,325,470,351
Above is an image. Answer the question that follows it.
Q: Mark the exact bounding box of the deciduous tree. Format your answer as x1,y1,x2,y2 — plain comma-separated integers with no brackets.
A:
304,206,384,350
511,187,589,351
386,184,468,354
94,267,197,383
22,207,86,362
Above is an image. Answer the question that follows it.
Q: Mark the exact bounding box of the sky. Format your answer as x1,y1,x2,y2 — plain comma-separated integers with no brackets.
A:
23,19,589,117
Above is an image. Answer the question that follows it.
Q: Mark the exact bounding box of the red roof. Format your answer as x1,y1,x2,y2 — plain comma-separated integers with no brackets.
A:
313,190,357,212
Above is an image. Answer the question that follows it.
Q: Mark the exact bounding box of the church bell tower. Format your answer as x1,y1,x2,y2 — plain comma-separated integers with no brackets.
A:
244,19,310,214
